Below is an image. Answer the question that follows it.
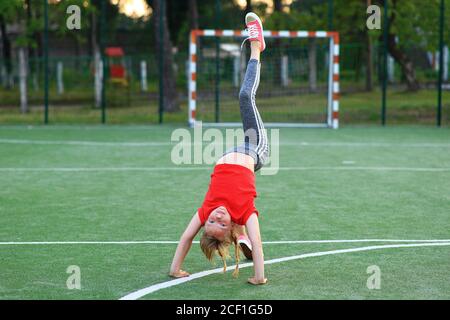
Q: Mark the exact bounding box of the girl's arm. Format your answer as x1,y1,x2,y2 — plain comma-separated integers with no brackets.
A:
245,213,267,285
169,212,202,278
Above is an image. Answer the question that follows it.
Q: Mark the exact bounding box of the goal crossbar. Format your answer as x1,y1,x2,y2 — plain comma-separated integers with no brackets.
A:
188,29,340,129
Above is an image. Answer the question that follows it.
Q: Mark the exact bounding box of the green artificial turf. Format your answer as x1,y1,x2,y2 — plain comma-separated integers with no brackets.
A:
0,125,449,299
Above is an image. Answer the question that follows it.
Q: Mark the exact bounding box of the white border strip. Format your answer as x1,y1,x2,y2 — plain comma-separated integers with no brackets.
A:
119,242,450,300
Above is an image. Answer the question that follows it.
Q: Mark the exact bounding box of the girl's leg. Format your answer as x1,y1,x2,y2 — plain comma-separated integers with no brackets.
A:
234,225,253,260
238,41,269,171
234,224,247,236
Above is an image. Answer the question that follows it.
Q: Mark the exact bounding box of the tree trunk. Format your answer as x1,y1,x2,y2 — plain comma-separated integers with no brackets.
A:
19,48,28,113
385,0,420,91
74,37,81,69
246,0,252,12
308,38,317,92
91,7,98,57
273,0,283,86
365,0,373,91
152,0,179,112
387,34,420,91
189,0,199,30
90,3,103,108
365,34,373,91
94,50,103,108
25,0,33,61
274,0,282,12
25,0,39,91
0,14,13,89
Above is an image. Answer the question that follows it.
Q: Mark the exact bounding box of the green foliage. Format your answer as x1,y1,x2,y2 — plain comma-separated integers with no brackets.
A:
0,0,26,47
49,0,94,42
3,0,448,53
0,0,22,21
266,0,448,50
389,0,450,50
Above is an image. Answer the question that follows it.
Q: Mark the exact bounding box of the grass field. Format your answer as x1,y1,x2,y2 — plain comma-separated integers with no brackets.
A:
0,125,449,300
1,89,449,125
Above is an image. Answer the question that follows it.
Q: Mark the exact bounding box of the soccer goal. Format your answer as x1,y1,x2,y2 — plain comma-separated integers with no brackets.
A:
188,29,340,129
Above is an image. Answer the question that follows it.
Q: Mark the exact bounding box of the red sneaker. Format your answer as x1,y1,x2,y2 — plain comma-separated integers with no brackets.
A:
241,12,266,52
238,235,253,260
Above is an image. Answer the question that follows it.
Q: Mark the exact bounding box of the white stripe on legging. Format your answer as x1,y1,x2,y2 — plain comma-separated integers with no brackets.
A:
253,62,264,154
254,65,268,160
248,61,263,155
251,62,268,158
253,63,264,155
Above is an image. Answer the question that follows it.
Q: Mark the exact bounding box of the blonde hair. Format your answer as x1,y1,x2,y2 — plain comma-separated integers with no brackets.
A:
200,226,241,277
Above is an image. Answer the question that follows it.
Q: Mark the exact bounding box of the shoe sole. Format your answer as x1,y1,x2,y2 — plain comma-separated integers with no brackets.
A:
239,240,253,260
245,12,266,51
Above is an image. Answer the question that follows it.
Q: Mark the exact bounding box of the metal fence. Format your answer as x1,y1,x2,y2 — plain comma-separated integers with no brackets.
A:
0,0,448,126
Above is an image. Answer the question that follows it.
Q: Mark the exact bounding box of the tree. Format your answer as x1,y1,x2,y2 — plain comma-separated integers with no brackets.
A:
0,14,13,88
383,0,419,91
271,0,284,86
378,0,450,91
25,0,45,91
289,0,446,92
189,0,199,30
11,0,30,112
365,0,374,91
50,0,92,54
148,0,179,112
274,0,282,12
246,0,252,12
0,0,21,89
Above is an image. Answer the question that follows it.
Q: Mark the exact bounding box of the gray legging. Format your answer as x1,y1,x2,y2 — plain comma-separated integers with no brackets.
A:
226,59,269,171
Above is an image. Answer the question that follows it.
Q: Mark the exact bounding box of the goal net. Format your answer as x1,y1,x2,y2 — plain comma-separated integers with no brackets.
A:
188,30,340,129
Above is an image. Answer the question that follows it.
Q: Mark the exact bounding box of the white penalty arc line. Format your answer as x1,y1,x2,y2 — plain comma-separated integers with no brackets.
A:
1,167,450,172
119,242,450,300
1,139,450,148
1,239,450,245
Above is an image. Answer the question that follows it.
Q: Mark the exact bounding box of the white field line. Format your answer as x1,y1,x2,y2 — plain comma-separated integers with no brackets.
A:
277,167,450,172
1,239,450,245
1,166,450,172
0,167,208,172
1,139,450,148
119,242,450,300
282,142,450,148
0,139,169,147
0,126,167,131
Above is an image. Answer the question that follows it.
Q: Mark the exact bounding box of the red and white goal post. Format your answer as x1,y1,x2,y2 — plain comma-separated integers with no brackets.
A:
188,29,340,129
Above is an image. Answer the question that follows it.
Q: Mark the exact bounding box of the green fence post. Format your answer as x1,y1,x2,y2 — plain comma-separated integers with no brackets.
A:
328,0,333,31
437,0,445,127
215,0,221,123
101,0,106,124
381,0,388,126
44,0,49,124
158,0,164,124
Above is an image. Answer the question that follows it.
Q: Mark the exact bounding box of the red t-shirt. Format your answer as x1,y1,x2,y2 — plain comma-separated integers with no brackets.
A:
198,164,258,226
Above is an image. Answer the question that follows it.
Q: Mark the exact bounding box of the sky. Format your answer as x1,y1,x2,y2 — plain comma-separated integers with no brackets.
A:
235,0,293,13
110,0,152,19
